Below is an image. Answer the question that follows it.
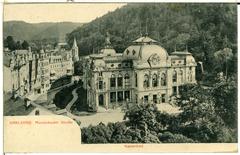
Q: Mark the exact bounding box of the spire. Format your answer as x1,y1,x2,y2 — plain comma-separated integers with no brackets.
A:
72,37,78,49
174,44,177,52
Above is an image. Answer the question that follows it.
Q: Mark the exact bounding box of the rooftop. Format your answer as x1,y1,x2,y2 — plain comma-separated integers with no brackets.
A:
171,50,192,55
133,36,158,44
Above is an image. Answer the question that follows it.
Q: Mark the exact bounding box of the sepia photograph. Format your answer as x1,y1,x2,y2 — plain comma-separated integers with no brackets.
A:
3,2,237,146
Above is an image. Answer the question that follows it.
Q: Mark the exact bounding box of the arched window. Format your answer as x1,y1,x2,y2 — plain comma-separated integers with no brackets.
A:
161,73,167,86
179,70,183,83
152,73,158,87
110,74,116,88
189,71,192,82
124,73,130,87
143,74,150,88
172,70,177,83
117,74,123,87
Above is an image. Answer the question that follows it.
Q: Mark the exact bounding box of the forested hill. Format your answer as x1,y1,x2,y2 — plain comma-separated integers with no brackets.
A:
67,3,237,65
4,21,83,41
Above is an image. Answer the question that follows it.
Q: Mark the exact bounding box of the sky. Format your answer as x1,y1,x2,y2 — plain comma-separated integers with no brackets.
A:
4,3,126,23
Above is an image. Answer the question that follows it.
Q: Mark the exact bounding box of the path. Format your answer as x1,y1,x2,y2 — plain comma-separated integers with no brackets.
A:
65,88,78,112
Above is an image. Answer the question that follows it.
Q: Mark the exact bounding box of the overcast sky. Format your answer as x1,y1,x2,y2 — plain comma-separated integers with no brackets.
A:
4,3,126,23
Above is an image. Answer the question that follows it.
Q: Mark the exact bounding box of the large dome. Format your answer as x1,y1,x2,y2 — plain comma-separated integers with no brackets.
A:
123,36,169,61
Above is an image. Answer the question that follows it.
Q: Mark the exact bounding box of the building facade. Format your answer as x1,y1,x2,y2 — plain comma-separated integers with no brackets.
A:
3,40,79,97
82,35,197,111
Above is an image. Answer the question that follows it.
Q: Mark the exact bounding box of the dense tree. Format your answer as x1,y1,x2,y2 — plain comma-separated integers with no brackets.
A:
15,41,22,50
173,83,237,142
158,131,196,143
82,104,196,143
81,98,236,143
67,3,237,75
214,48,233,78
21,40,29,50
211,74,237,128
5,36,16,50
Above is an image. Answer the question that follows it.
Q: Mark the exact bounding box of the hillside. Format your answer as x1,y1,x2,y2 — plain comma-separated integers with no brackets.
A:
67,3,237,69
3,21,83,41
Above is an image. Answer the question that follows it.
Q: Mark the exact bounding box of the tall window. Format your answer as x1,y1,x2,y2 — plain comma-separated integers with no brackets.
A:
144,95,148,103
173,70,177,83
135,73,138,87
110,92,116,103
124,73,130,87
161,73,167,86
173,86,177,95
152,73,158,87
99,80,103,89
189,71,192,82
161,94,166,103
124,91,130,101
153,94,157,104
117,91,123,102
179,70,183,83
143,74,150,88
117,74,123,88
110,74,116,88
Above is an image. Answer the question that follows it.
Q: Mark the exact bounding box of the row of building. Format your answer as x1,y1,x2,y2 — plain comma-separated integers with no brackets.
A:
3,33,197,112
82,35,197,111
3,38,79,98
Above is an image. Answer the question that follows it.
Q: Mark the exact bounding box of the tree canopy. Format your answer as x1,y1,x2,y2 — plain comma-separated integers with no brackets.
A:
67,3,237,75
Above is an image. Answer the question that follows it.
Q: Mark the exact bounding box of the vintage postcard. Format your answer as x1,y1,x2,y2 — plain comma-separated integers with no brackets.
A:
3,2,238,153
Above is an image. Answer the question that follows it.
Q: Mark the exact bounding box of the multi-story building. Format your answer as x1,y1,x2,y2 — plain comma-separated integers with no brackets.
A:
82,35,197,111
3,39,79,97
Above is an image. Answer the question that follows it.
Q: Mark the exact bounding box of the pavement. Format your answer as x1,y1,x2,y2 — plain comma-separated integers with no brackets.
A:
72,108,125,128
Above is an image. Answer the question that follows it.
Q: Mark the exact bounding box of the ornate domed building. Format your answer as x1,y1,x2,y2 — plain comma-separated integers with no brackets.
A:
82,35,197,111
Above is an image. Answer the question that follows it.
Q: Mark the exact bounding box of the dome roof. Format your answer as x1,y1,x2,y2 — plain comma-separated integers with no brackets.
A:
100,48,116,56
123,36,168,62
